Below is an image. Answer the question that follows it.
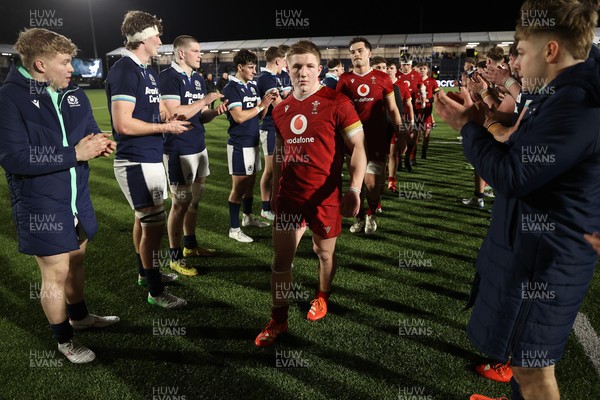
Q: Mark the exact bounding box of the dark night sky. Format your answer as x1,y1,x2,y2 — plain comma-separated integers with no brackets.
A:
0,1,527,59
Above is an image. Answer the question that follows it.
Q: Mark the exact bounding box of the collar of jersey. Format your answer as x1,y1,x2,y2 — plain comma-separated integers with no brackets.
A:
352,67,374,78
18,65,51,90
121,49,149,69
260,66,277,75
229,75,248,85
171,61,195,78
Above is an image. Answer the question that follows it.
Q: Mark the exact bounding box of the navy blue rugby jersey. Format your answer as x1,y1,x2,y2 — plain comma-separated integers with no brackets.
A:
256,67,279,133
160,61,208,155
222,76,261,147
105,50,163,163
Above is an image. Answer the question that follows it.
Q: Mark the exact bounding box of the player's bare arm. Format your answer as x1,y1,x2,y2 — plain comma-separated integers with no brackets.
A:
112,100,191,136
384,92,403,133
270,133,284,213
162,92,223,121
341,125,367,217
200,99,228,123
229,90,277,124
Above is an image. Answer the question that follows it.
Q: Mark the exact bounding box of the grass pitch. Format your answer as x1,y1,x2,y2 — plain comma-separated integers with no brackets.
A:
0,89,598,400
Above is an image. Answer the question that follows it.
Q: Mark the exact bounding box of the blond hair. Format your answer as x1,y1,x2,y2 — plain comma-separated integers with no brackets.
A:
516,0,598,59
14,28,77,70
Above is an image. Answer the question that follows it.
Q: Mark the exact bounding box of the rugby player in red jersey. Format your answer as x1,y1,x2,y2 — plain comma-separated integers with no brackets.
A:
397,57,422,170
336,37,402,235
255,40,366,347
414,62,439,160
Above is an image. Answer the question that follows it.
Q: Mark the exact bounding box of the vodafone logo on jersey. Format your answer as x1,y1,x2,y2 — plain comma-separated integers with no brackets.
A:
286,114,315,144
357,84,370,97
290,114,308,135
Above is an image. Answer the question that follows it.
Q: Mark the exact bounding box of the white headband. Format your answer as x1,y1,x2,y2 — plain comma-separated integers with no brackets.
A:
126,25,159,43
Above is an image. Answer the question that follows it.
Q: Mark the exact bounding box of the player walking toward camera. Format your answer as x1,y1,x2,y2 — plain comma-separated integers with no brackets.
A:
337,37,402,235
160,35,226,276
255,40,366,347
414,62,439,160
0,28,119,363
106,10,189,309
397,57,421,170
386,59,414,192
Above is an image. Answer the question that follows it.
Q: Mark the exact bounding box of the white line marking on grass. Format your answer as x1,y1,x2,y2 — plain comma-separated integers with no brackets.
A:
430,141,463,145
573,312,600,377
92,106,107,110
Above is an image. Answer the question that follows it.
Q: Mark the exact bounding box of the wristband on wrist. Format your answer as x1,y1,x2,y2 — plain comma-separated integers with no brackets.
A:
256,106,264,115
484,120,501,130
349,187,361,194
479,88,489,97
502,77,519,90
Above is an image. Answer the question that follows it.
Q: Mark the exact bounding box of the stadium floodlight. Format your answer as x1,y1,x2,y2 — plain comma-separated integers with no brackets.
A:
88,0,98,58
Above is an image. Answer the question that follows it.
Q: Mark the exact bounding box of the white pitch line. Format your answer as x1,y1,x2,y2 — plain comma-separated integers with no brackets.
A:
573,312,600,377
430,141,463,145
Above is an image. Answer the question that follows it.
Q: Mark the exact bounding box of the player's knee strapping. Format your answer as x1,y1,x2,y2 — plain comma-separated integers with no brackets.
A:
135,205,166,227
271,263,293,274
366,161,384,176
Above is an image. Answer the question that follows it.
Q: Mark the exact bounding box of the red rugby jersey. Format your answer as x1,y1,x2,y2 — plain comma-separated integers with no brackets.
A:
273,86,362,206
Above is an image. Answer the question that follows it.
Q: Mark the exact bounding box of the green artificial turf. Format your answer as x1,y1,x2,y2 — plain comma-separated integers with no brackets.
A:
0,89,598,400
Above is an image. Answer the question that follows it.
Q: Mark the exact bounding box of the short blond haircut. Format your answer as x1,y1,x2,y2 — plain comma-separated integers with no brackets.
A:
287,40,321,63
173,35,198,52
14,28,77,70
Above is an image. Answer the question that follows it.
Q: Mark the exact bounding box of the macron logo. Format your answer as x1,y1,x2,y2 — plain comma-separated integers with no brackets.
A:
32,99,40,108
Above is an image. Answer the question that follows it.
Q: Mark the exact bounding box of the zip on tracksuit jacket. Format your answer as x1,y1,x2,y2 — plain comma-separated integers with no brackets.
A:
462,45,600,366
0,65,100,256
